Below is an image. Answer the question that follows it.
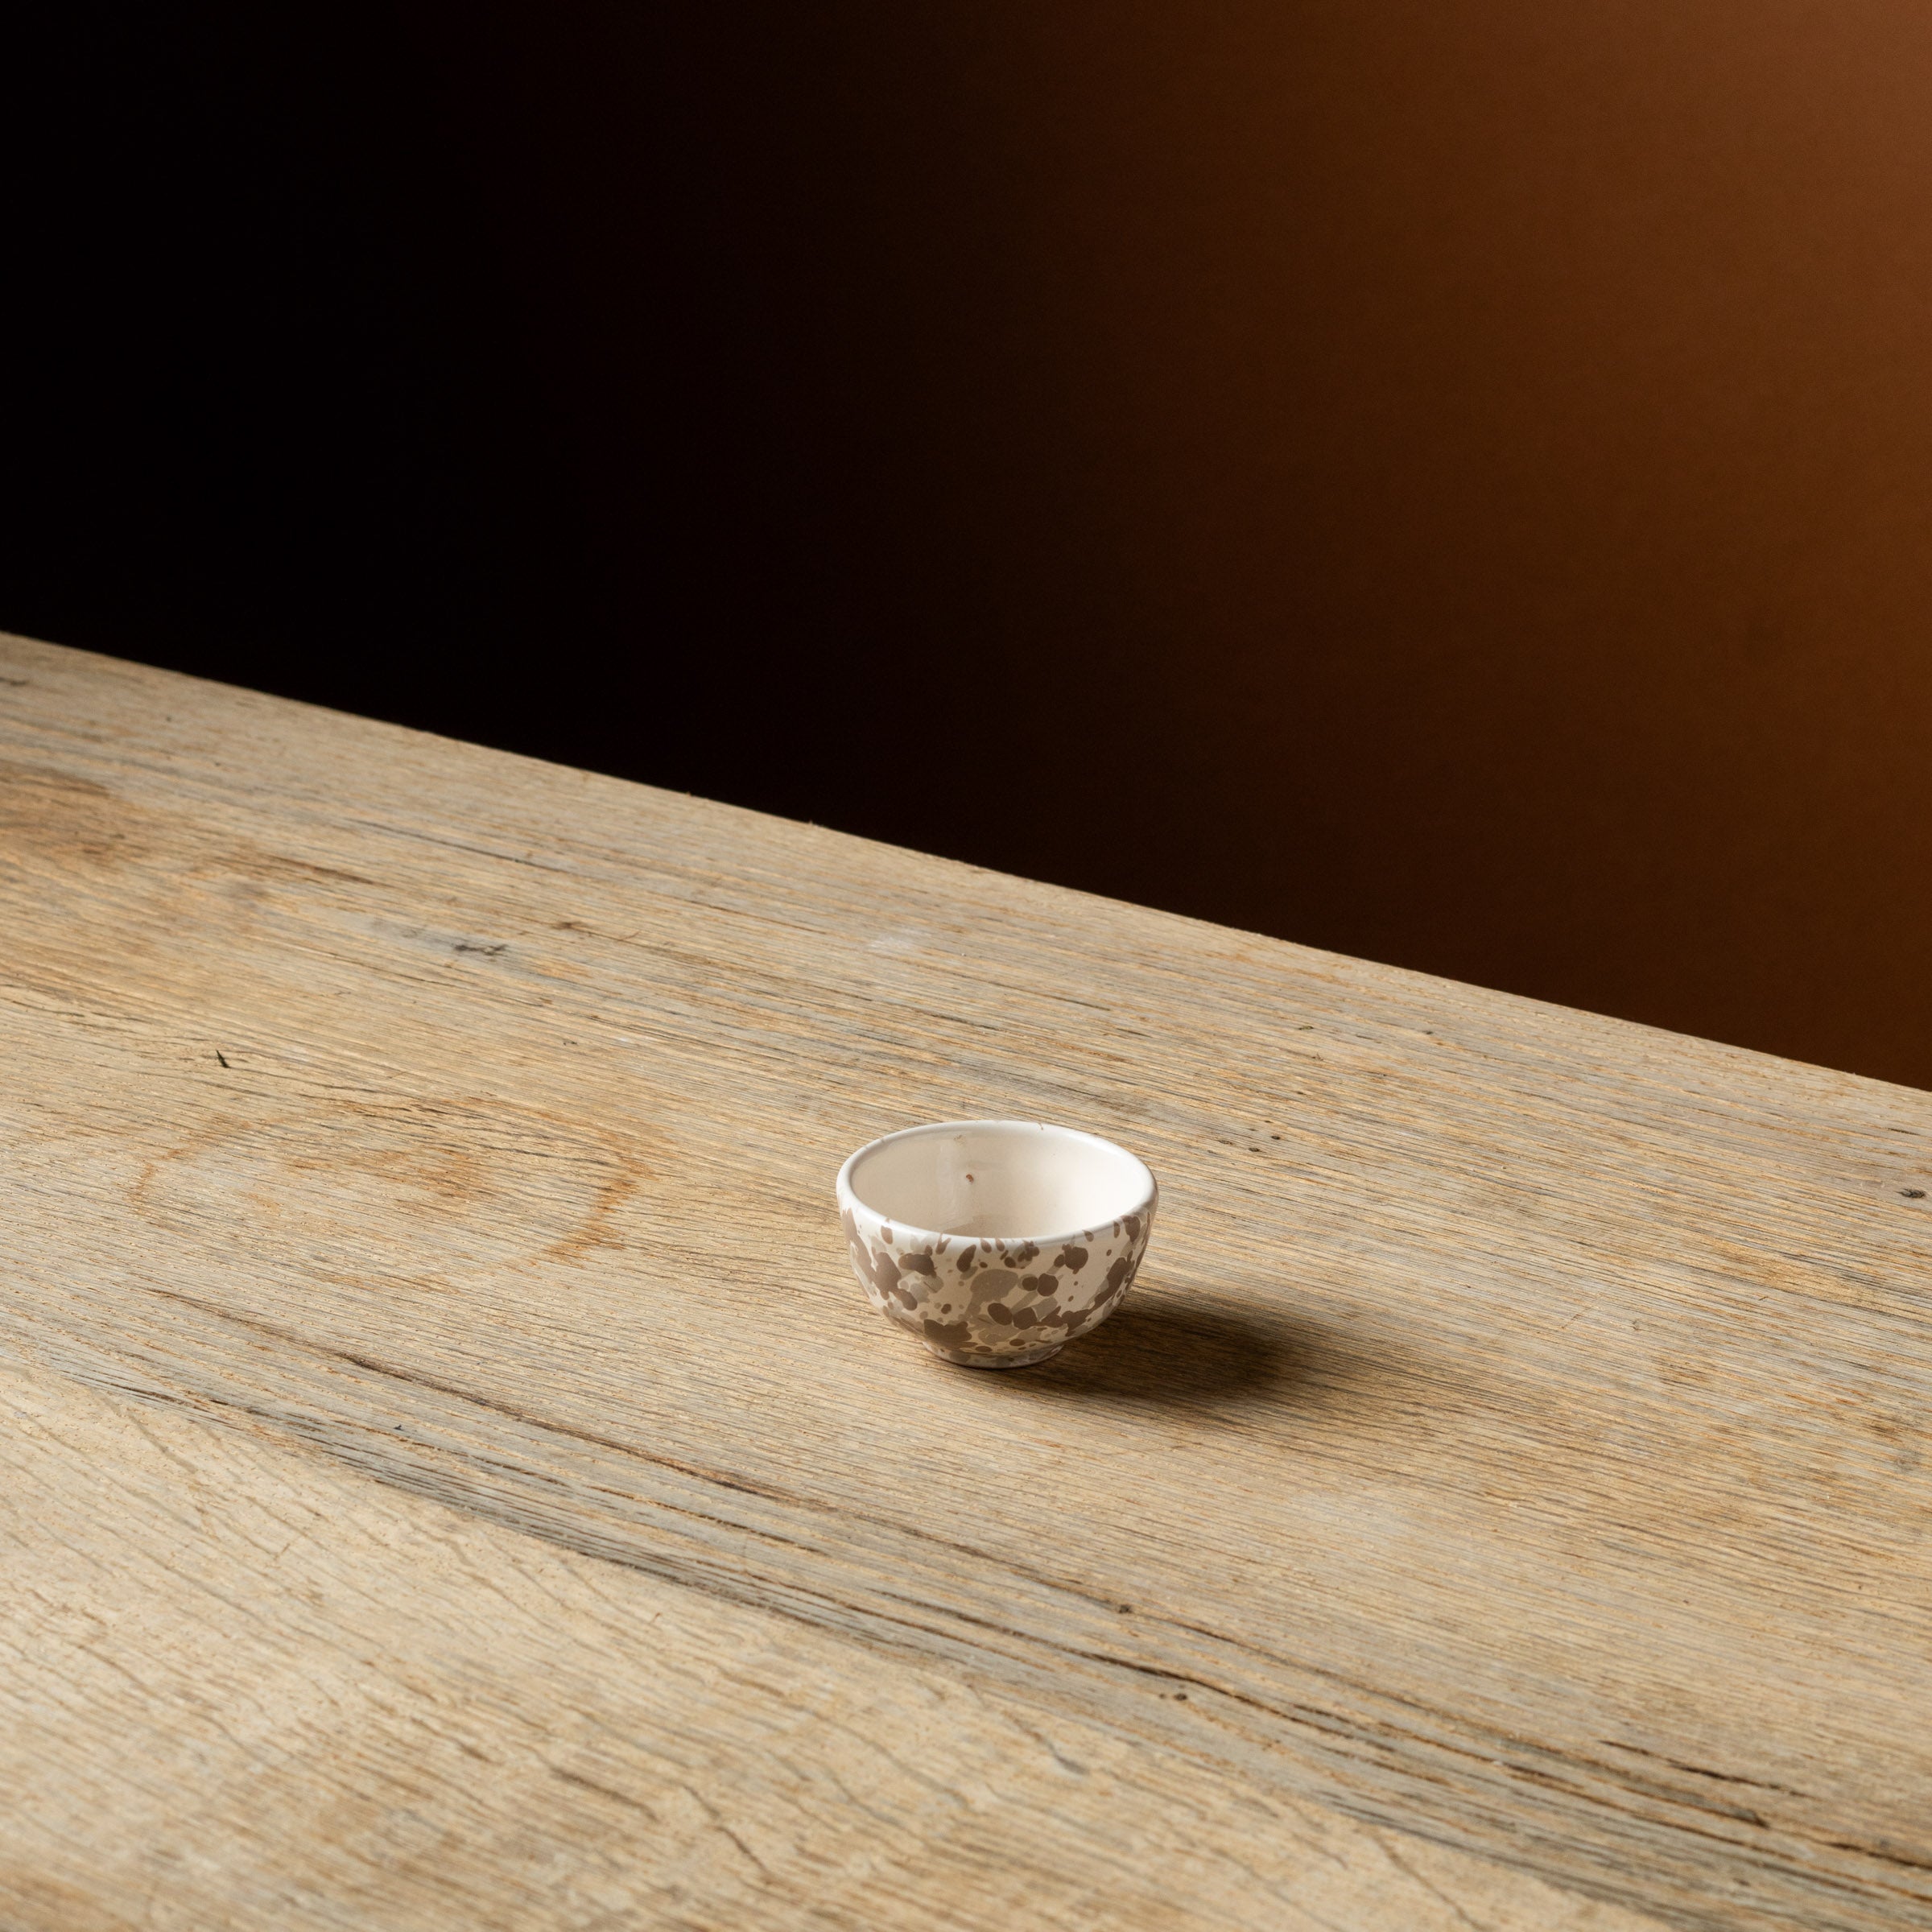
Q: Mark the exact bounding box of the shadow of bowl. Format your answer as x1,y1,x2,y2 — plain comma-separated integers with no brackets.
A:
999,1286,1310,1410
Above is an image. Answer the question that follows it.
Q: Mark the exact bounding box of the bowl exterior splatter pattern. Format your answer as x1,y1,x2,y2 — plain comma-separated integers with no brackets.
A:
840,1201,1155,1366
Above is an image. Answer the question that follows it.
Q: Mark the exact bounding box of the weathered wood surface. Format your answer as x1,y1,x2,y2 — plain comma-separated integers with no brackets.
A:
1,634,1927,1932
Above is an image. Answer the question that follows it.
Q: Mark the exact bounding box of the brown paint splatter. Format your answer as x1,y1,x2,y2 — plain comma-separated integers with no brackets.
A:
1055,1245,1088,1270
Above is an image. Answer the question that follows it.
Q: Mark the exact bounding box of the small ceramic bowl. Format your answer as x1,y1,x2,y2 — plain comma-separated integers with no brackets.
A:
836,1121,1158,1368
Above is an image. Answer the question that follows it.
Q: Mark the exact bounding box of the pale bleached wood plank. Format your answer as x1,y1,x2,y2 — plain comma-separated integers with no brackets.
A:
0,1362,1668,1932
2,632,1929,1930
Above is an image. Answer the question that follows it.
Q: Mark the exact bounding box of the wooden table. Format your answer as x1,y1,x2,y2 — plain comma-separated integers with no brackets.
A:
3,634,1928,1932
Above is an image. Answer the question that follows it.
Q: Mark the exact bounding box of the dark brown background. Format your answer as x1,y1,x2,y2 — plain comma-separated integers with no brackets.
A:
6,3,1930,1086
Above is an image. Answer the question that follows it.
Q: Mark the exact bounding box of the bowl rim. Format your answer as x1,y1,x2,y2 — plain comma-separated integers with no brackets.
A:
836,1118,1158,1251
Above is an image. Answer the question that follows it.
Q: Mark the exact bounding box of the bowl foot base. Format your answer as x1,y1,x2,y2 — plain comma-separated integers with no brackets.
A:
924,1339,1065,1369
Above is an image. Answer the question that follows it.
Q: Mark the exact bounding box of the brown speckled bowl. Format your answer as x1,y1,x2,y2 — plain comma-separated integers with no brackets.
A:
836,1121,1158,1368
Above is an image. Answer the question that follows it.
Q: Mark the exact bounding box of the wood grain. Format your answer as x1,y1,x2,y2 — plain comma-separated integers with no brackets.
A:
2,631,1928,1931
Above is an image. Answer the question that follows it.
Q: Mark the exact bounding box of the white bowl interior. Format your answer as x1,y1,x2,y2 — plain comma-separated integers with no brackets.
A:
846,1122,1150,1240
